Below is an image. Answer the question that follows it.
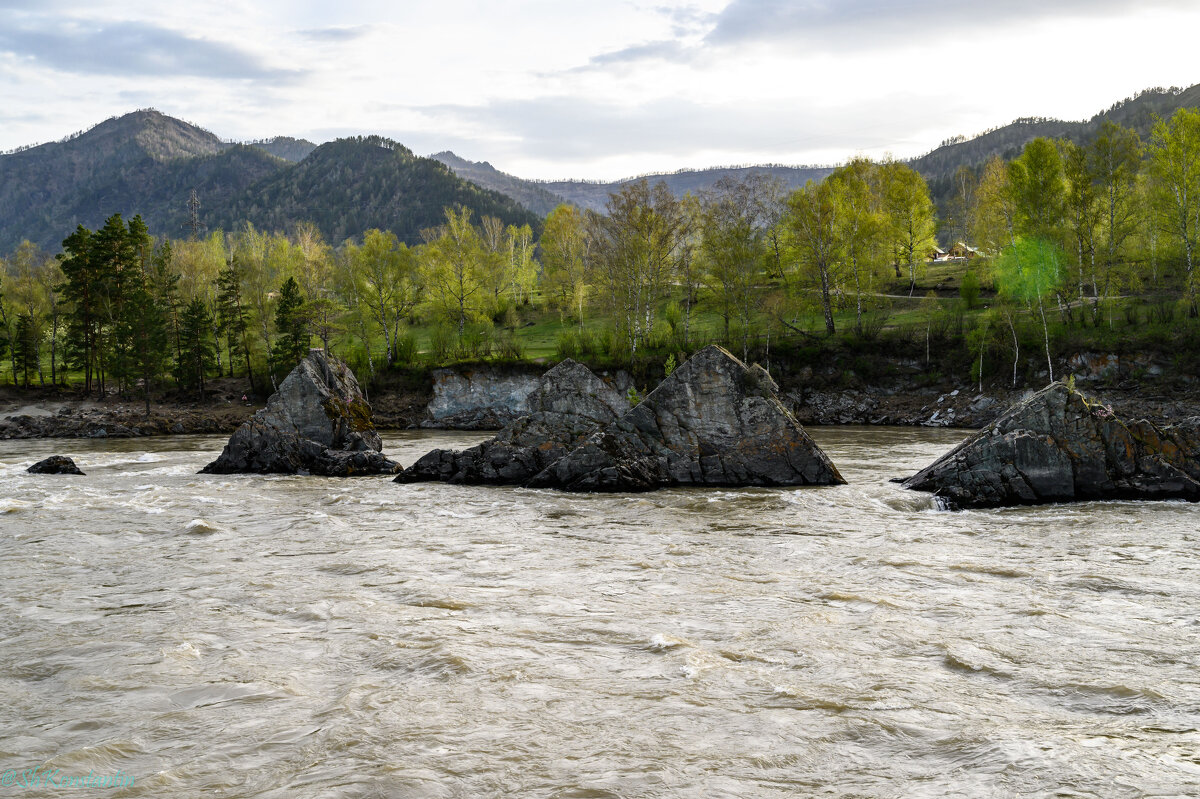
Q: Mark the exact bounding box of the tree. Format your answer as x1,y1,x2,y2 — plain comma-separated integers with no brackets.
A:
216,256,256,390
176,297,214,393
341,229,419,364
1091,121,1143,321
118,270,169,415
971,156,1015,253
786,179,841,335
540,205,590,328
995,238,1064,382
1148,107,1200,314
1008,138,1066,240
420,207,488,336
699,175,768,358
12,313,38,387
587,180,689,356
1061,139,1102,318
273,276,309,377
879,160,936,295
827,157,884,333
59,225,98,391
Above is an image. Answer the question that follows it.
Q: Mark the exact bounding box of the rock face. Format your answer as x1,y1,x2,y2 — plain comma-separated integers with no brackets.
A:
201,350,399,476
528,345,845,492
27,455,85,475
422,367,541,429
902,381,1200,508
396,359,627,484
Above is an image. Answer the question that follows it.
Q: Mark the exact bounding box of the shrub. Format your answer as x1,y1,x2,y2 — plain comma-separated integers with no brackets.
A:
428,324,454,364
960,270,981,309
393,333,418,366
556,329,581,359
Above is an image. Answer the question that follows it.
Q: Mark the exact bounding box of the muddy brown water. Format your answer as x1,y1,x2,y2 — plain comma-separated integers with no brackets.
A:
1,429,1198,798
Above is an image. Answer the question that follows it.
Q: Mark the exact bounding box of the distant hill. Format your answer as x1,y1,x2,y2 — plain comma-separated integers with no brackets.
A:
247,136,317,163
0,109,289,251
0,111,540,251
431,151,567,217
210,136,543,246
911,83,1200,209
537,165,835,213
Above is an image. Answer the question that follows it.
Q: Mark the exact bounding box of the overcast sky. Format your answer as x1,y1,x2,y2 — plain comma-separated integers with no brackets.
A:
1,1,1198,180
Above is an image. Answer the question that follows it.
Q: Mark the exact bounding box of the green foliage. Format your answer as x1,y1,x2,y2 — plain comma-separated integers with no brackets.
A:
625,386,641,407
392,332,418,366
427,324,454,364
272,276,309,377
994,238,1064,304
959,269,981,309
663,353,677,377
176,297,214,392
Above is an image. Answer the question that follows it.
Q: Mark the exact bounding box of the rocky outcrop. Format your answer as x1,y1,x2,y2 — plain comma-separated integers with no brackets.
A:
396,359,627,484
201,350,399,476
901,381,1200,508
27,455,84,475
421,367,542,429
528,345,844,492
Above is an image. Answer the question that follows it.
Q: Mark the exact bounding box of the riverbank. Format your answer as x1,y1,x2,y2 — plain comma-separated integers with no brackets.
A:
4,356,1199,440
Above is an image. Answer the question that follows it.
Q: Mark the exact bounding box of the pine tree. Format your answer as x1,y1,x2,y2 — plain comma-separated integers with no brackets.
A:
176,298,214,393
58,225,101,393
272,276,309,378
216,257,256,391
12,313,38,387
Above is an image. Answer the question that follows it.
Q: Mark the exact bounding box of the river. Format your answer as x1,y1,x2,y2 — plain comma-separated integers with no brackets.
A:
1,428,1198,798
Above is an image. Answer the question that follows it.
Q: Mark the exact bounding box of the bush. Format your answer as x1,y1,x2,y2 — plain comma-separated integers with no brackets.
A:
494,329,525,360
960,270,981,309
428,324,454,364
458,322,494,359
393,332,418,366
556,329,581,359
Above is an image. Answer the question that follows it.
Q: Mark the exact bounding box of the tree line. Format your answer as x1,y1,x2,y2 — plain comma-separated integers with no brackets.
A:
1,107,1198,400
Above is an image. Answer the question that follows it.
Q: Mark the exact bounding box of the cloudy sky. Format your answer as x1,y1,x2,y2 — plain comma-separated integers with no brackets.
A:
1,0,1198,180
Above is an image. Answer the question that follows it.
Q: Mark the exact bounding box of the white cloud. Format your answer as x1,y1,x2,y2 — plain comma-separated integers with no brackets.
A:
0,1,1197,179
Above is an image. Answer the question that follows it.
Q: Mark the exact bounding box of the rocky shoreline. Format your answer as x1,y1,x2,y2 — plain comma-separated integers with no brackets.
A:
5,363,1200,441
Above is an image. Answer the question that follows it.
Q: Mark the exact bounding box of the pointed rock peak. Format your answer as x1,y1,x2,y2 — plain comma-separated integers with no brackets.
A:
902,380,1200,508
201,349,398,476
528,358,626,417
395,359,625,485
528,345,844,492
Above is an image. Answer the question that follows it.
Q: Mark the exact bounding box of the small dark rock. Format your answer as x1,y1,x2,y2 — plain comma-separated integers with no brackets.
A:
27,455,85,475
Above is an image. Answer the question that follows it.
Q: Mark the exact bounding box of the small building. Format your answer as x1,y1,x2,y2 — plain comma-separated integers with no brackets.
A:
948,241,981,259
928,245,948,261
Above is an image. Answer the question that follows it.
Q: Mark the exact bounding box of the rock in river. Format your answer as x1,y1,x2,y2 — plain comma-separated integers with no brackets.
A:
201,349,399,476
901,381,1200,508
27,455,85,475
528,345,845,492
395,358,626,484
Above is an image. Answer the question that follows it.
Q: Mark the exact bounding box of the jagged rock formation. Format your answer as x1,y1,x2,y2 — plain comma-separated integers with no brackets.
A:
528,346,844,492
396,359,626,484
901,381,1200,508
27,455,84,475
201,350,399,476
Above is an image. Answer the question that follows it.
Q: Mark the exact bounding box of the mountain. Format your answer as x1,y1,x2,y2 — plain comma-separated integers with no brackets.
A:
209,136,543,246
0,110,290,251
248,136,317,163
911,83,1200,208
537,165,835,213
0,112,539,252
431,151,567,217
